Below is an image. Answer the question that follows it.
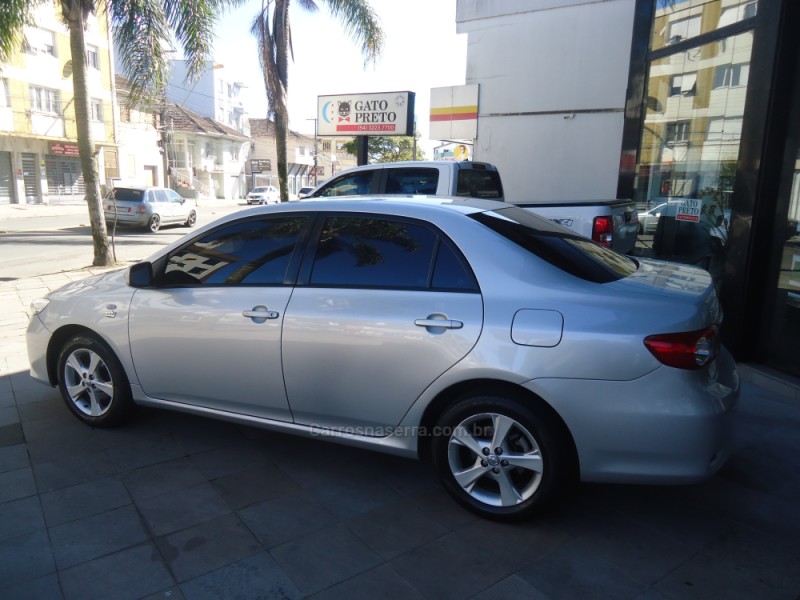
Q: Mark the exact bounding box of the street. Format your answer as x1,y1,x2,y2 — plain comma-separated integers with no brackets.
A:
0,203,245,280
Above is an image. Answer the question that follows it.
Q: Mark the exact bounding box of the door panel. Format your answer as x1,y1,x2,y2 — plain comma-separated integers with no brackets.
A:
282,289,482,432
129,287,293,420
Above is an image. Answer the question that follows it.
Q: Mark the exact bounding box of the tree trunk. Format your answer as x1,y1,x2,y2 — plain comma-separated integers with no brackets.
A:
63,0,113,266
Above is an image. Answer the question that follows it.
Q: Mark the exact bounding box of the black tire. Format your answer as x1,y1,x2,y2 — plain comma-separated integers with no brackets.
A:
432,394,569,521
184,210,197,227
56,333,134,427
148,214,161,232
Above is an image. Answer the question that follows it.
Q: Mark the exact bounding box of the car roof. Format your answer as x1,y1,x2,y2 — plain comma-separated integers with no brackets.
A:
251,195,507,216
324,160,498,176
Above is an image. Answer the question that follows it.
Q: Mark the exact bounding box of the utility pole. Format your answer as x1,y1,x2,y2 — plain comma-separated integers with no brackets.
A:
307,118,318,186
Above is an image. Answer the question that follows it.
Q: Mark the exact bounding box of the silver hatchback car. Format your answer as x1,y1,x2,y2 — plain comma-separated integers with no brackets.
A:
104,186,198,232
27,197,739,520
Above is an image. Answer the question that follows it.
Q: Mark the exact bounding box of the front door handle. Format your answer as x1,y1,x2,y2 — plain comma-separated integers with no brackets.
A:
243,305,280,324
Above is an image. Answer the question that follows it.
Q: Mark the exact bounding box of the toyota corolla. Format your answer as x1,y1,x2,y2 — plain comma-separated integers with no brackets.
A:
26,197,739,520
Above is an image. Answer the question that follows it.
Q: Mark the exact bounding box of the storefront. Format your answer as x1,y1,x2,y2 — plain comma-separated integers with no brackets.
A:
619,0,800,377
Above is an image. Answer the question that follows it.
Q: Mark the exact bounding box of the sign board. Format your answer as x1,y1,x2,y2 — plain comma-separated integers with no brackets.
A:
311,166,325,176
676,198,702,222
429,84,479,141
318,91,415,137
250,159,271,173
50,142,80,157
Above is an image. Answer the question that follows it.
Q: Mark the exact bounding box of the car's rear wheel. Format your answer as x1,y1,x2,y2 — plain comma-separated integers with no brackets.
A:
148,214,161,232
184,210,197,227
57,333,133,427
432,394,568,521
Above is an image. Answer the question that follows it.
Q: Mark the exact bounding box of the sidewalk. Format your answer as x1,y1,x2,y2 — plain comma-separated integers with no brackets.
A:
1,265,800,598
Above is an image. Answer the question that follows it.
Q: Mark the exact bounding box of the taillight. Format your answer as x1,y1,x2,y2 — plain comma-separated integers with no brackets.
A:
644,326,718,370
592,216,613,246
137,205,147,214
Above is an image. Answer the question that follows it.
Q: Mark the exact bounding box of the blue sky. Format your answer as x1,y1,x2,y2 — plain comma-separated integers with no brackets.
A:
212,0,468,148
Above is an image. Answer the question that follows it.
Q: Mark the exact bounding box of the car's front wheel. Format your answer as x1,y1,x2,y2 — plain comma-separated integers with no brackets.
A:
56,333,133,427
432,394,569,521
184,210,197,227
148,214,161,232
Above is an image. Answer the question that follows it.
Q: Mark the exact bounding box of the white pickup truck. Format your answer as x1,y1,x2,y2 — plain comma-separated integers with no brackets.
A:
304,161,639,254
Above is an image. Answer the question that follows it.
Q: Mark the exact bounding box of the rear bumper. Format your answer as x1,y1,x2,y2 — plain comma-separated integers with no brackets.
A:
524,347,739,484
104,212,150,227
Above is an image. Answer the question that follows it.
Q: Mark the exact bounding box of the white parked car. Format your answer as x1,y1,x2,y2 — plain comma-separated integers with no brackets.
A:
27,197,739,520
247,186,280,205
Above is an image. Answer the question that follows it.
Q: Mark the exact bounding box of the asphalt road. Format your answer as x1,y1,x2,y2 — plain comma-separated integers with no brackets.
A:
0,204,245,280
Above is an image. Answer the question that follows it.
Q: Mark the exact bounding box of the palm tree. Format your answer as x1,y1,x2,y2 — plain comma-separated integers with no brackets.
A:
251,0,383,202
0,0,240,266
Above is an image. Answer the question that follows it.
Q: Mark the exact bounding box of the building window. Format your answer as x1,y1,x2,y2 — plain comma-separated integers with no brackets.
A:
0,78,10,108
23,28,56,56
665,120,691,144
86,45,99,69
30,86,61,114
666,15,701,45
91,99,104,122
713,63,750,89
669,73,697,97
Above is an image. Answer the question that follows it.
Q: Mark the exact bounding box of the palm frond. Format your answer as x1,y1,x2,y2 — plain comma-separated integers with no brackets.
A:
0,0,40,64
321,0,383,65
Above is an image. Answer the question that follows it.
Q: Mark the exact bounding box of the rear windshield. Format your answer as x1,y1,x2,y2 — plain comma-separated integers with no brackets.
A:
456,169,503,199
471,206,637,283
106,189,144,202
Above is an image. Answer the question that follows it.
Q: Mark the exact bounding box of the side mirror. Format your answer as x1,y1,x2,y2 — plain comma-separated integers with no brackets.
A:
128,261,154,288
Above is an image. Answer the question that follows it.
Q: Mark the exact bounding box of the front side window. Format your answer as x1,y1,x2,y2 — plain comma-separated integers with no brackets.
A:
314,172,373,197
386,168,439,194
161,217,307,286
308,216,478,292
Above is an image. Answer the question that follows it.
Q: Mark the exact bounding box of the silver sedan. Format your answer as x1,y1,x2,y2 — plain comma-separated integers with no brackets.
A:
26,197,739,520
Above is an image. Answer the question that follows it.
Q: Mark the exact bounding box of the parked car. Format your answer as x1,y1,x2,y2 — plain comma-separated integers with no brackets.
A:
27,197,738,521
638,201,679,235
247,186,280,205
103,186,197,233
305,161,638,253
297,186,315,199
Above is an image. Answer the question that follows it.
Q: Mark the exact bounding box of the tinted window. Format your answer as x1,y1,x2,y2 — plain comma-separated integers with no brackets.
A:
386,168,439,194
310,217,436,288
314,172,372,197
456,169,503,199
107,188,144,202
472,207,637,283
160,217,307,286
432,241,479,291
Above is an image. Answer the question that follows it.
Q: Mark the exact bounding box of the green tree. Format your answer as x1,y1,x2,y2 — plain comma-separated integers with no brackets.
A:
0,0,239,266
251,0,383,202
343,133,425,164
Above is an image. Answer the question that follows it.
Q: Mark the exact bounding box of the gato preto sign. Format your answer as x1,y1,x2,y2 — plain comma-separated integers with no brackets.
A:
318,92,415,137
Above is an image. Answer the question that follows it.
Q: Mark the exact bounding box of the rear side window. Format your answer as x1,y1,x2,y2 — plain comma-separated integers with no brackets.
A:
457,169,503,199
386,168,439,194
472,207,637,283
309,216,478,291
159,216,307,286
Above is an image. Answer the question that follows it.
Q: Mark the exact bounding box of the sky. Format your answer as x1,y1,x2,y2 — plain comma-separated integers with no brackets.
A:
211,0,468,153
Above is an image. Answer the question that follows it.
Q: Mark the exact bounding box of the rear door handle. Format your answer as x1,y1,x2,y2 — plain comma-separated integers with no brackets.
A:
243,305,280,323
415,314,463,331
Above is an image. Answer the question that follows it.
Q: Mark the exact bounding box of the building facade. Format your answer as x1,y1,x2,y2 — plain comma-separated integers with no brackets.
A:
0,4,117,205
165,61,249,136
457,0,800,378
